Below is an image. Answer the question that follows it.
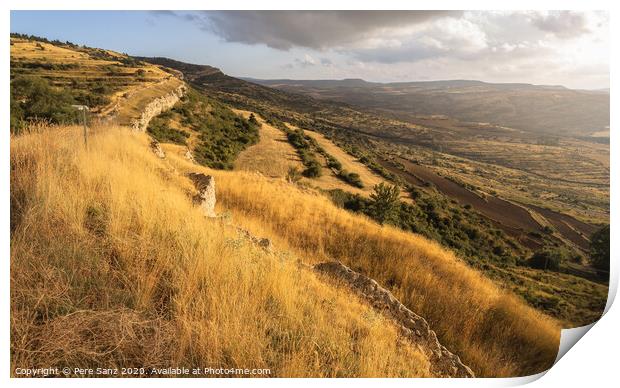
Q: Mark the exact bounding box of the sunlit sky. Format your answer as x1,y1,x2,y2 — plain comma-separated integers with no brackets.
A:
10,10,609,89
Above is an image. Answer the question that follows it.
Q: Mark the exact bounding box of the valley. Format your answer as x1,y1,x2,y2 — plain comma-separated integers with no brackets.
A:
9,34,610,378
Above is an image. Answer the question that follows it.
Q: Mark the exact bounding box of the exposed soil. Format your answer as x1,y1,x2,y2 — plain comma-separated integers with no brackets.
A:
379,156,600,253
377,158,535,251
526,204,596,250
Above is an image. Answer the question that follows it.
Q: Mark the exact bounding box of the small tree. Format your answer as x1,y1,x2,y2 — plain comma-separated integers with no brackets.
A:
527,248,565,271
370,183,400,225
590,224,610,278
248,113,259,126
286,166,302,183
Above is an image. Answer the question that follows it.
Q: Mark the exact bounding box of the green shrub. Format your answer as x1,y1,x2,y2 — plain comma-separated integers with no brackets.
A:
590,224,610,278
10,75,81,133
147,117,190,145
302,161,322,178
326,156,342,170
286,130,309,149
527,249,565,271
337,170,364,188
249,113,259,126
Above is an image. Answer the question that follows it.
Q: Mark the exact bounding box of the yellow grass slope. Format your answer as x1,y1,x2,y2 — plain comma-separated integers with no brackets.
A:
233,110,305,177
302,128,405,198
233,111,399,198
163,142,561,377
10,125,432,377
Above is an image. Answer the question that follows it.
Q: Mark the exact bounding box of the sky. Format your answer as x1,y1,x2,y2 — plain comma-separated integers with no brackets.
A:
10,10,609,89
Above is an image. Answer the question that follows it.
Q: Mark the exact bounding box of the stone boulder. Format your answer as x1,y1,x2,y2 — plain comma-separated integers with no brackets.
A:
150,140,165,159
184,148,196,163
188,173,216,217
314,261,474,378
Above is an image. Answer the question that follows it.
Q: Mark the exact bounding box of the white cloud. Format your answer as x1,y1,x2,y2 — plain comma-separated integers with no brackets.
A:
528,11,590,39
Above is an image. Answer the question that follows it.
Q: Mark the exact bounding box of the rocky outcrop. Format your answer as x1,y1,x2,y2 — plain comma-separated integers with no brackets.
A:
188,173,216,217
314,261,475,378
184,148,196,164
236,227,273,252
150,140,165,159
131,84,187,132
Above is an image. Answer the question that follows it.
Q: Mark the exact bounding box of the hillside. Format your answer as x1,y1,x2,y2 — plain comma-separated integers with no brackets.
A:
146,58,609,224
12,125,439,377
10,37,608,378
12,123,563,377
250,78,610,137
10,34,183,130
139,56,608,323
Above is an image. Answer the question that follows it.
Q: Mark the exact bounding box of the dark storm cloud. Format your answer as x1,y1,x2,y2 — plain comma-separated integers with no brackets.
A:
182,10,462,50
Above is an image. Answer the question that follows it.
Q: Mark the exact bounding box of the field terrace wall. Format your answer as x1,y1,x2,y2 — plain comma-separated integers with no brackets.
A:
131,83,187,132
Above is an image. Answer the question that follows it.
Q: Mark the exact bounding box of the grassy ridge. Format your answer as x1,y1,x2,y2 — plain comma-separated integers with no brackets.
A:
161,142,561,377
11,125,433,377
10,35,182,130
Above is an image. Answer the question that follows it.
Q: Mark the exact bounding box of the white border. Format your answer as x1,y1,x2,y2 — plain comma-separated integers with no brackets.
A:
3,1,617,387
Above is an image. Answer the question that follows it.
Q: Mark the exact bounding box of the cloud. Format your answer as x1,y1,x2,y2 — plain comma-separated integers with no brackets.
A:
178,10,461,50
295,54,317,67
528,11,590,39
148,10,608,88
345,16,489,63
285,54,334,69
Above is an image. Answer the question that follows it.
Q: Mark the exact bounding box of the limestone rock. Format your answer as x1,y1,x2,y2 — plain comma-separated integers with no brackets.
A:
188,173,216,217
131,84,187,132
150,140,165,158
184,148,196,163
235,227,273,252
314,261,474,378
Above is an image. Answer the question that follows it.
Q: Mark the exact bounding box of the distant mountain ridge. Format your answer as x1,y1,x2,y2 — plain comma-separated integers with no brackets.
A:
246,77,609,136
244,77,571,91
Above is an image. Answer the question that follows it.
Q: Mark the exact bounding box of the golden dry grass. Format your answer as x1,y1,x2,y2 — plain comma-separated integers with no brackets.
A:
301,128,412,200
233,112,405,199
11,39,93,63
233,110,305,177
10,125,433,378
162,143,562,378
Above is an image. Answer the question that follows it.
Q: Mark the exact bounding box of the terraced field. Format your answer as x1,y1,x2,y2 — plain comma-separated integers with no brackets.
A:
10,36,179,124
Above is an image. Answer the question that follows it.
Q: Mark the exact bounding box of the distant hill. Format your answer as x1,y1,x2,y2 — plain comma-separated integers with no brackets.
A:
249,78,609,136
